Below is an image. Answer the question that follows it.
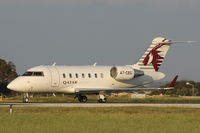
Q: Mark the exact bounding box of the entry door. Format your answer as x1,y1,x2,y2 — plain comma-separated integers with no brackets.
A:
48,66,60,87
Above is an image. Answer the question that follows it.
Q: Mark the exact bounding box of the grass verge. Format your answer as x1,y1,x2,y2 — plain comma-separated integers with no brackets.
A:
0,107,200,133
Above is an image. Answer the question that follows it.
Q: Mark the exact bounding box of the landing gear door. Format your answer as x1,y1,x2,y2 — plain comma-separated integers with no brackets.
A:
48,66,60,87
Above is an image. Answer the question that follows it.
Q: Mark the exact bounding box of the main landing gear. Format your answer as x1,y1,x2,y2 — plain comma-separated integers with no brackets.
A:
98,94,107,103
75,94,88,103
75,94,107,103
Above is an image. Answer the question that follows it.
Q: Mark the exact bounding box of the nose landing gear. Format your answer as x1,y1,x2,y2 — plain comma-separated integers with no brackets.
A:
22,93,29,103
23,97,29,103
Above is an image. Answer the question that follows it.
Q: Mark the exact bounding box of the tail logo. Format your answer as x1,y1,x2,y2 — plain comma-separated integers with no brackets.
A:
143,43,165,71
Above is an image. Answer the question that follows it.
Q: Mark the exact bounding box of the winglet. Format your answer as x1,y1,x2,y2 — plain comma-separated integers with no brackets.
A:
159,75,178,90
167,75,178,88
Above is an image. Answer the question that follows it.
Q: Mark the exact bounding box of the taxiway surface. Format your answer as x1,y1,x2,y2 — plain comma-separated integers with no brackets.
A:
1,102,200,108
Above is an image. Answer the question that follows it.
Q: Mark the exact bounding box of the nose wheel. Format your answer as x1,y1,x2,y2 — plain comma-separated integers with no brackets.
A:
22,93,29,103
22,97,29,103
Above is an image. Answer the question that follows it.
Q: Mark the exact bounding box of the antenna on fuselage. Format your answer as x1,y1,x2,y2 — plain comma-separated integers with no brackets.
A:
93,62,97,67
52,62,56,66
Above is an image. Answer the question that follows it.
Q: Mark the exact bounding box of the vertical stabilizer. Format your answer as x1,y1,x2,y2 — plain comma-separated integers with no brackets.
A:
135,37,171,71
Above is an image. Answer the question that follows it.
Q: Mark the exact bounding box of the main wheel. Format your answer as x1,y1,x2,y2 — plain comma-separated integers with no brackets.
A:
78,95,87,103
82,96,87,103
98,99,103,103
98,98,107,103
103,98,107,103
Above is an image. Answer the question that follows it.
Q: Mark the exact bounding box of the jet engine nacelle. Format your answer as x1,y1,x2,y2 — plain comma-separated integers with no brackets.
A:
110,66,144,81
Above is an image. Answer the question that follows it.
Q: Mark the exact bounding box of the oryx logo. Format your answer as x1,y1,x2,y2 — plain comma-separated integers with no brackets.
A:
143,43,165,71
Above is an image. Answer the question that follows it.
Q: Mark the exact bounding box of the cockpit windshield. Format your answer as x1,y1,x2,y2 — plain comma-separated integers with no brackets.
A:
23,72,33,76
22,71,44,76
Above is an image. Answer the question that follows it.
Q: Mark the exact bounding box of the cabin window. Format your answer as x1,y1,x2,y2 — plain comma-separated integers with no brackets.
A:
101,73,104,78
63,74,66,78
69,73,72,78
95,73,97,78
88,73,91,78
82,73,85,78
75,73,78,78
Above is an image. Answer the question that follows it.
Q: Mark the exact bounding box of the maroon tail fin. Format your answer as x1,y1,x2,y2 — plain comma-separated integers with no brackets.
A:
167,75,178,88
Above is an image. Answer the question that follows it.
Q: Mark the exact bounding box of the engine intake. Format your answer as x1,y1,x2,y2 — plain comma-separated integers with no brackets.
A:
110,66,144,81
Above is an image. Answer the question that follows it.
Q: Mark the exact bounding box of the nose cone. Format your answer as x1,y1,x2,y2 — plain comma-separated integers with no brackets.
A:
7,81,17,91
7,78,24,92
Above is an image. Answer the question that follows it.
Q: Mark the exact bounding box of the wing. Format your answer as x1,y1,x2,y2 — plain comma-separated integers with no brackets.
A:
75,87,170,93
75,75,178,93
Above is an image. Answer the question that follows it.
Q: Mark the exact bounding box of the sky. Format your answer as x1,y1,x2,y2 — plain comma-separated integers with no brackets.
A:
0,0,200,81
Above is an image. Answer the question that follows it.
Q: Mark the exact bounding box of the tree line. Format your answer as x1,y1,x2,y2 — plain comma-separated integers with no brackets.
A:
151,80,200,96
0,58,17,95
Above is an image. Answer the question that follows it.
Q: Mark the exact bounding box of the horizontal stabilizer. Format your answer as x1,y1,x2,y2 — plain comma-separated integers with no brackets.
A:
155,41,196,45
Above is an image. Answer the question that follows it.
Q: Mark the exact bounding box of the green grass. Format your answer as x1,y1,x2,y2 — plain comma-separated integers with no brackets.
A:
0,107,200,133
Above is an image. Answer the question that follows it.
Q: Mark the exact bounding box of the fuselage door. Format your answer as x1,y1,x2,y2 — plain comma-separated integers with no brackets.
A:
48,66,60,87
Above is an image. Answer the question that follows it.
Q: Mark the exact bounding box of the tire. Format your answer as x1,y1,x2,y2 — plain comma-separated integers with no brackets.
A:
23,97,29,103
98,98,107,103
78,95,87,103
98,99,103,103
82,96,87,103
103,98,107,103
78,97,83,102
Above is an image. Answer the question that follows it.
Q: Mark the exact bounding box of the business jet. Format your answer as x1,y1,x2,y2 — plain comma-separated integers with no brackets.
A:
7,37,191,103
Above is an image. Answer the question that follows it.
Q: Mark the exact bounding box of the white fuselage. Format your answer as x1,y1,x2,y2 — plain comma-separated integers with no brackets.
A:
7,65,165,93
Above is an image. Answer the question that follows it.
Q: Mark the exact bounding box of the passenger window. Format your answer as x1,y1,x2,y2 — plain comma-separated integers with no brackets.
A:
95,73,97,78
88,73,91,78
82,73,85,78
63,74,66,78
75,73,78,78
69,73,72,78
101,73,104,78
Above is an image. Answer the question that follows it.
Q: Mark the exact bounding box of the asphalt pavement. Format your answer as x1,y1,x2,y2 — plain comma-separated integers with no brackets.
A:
1,102,200,108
